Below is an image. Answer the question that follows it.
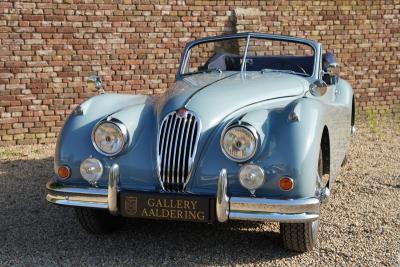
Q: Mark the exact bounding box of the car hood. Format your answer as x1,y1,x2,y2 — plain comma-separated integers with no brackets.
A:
157,71,309,131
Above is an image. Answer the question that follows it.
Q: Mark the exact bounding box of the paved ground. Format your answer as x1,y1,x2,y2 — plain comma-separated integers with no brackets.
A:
0,120,399,266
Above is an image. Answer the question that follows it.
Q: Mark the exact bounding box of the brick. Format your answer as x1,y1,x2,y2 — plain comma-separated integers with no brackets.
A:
17,138,38,145
0,2,398,145
22,15,44,21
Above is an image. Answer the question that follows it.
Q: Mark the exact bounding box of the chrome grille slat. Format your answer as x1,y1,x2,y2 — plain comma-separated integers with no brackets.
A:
162,115,173,182
177,116,190,189
166,116,178,186
187,120,197,176
171,118,182,190
157,110,200,192
181,116,192,187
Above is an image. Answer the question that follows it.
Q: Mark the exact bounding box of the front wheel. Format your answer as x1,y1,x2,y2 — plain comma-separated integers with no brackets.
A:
75,208,125,234
280,144,324,252
280,220,320,252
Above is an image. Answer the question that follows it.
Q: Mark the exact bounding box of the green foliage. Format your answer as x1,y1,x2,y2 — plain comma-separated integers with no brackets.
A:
363,108,400,138
366,109,380,136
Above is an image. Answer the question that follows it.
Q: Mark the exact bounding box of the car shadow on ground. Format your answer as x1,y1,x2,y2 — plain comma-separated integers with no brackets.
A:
0,157,300,266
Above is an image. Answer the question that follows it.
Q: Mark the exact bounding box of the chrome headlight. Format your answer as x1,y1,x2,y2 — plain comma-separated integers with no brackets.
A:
80,157,103,185
92,120,128,156
221,124,258,162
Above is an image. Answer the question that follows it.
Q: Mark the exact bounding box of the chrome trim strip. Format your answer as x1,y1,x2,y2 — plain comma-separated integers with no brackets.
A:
108,164,119,214
215,169,320,223
46,194,108,209
46,181,108,195
229,212,319,223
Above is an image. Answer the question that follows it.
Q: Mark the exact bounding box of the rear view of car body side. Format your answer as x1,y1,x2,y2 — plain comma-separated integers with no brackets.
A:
47,32,354,252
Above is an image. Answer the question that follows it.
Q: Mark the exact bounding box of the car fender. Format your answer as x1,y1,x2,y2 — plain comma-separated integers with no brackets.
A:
54,93,150,185
189,97,329,199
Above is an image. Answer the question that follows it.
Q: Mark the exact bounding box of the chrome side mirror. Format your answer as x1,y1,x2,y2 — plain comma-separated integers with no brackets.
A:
310,80,328,97
326,63,340,77
87,75,104,94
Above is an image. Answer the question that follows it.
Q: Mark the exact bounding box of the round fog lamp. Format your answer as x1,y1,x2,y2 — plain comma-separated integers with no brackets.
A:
238,164,265,191
80,157,103,185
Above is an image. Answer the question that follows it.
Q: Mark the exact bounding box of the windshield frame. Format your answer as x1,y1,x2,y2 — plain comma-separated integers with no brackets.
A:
176,32,321,80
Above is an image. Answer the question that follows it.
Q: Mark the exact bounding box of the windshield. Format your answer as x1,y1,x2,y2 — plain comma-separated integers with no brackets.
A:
181,36,315,77
181,37,247,75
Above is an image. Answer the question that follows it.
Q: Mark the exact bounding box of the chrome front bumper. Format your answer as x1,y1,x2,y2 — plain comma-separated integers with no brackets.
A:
216,169,320,223
46,164,119,214
47,165,320,223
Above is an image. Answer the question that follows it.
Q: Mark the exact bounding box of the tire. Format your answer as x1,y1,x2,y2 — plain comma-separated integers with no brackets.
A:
280,220,320,252
279,146,324,252
75,208,125,234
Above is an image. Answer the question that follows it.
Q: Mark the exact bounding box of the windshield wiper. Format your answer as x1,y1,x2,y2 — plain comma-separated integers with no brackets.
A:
260,68,309,77
182,68,222,76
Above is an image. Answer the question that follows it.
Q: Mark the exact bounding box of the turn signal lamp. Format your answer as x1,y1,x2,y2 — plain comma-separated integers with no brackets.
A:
279,177,294,191
57,166,71,179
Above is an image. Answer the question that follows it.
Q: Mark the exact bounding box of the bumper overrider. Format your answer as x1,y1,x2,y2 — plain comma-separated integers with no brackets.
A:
46,164,320,223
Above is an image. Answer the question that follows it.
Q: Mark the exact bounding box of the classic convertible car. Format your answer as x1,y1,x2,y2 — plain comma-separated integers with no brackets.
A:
47,32,355,252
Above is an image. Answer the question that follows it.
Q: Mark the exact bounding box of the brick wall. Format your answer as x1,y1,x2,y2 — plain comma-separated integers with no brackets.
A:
0,1,399,145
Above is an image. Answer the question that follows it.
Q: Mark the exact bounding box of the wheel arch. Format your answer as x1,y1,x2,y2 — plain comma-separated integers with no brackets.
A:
321,125,331,187
351,96,356,127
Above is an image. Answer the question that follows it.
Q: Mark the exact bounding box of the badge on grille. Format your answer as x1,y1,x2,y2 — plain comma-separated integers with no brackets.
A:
124,196,138,216
177,108,188,119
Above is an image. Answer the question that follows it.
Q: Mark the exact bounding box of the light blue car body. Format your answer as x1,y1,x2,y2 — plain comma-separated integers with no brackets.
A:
51,32,354,217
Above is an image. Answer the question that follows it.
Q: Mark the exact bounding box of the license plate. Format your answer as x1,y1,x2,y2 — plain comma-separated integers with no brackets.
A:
120,192,214,222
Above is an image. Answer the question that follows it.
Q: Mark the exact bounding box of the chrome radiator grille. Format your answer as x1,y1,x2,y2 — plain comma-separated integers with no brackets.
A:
157,110,200,192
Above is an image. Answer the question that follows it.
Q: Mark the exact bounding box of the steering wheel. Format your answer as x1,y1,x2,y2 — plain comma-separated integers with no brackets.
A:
263,60,307,75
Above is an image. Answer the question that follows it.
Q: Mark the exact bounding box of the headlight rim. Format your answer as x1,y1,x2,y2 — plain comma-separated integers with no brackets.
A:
220,122,259,162
91,118,129,157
